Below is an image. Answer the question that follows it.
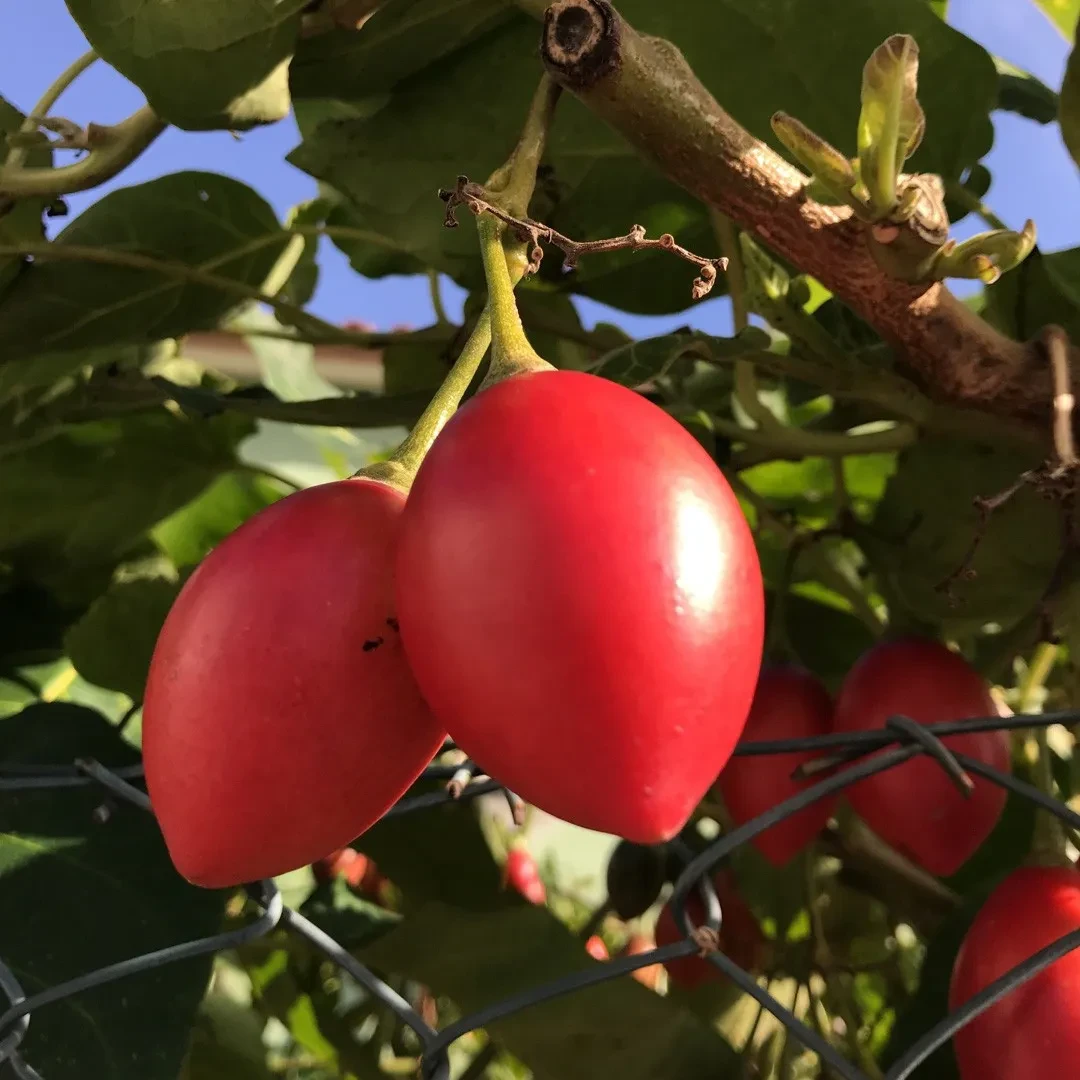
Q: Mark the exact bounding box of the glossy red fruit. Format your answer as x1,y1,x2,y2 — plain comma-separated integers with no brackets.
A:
831,637,1007,877
585,935,610,961
949,866,1080,1079
654,871,766,989
395,370,765,842
143,478,445,888
717,665,836,866
504,845,547,905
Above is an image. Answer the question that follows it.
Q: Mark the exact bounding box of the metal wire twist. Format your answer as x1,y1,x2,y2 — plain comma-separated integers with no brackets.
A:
2,709,1079,1080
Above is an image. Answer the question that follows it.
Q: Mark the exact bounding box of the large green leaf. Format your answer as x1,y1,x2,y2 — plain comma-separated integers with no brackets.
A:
151,471,285,568
288,0,995,314
353,782,508,911
861,438,1060,636
0,410,254,604
63,0,309,130
0,172,288,361
0,702,227,1079
0,345,147,411
1061,20,1080,170
981,247,1080,342
64,576,182,699
361,901,740,1080
0,97,52,299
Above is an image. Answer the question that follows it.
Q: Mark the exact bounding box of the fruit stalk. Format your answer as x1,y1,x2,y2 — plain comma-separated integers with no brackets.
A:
476,214,554,389
360,75,561,489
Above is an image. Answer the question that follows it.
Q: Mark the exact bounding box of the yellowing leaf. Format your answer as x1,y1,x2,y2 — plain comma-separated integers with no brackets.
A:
857,34,926,217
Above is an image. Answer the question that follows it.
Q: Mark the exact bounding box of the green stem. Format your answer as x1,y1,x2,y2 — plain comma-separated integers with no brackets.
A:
476,215,552,388
5,49,100,169
709,415,917,457
360,309,496,491
710,207,780,434
0,106,166,198
945,182,1009,232
486,76,562,217
1018,642,1071,867
428,268,450,326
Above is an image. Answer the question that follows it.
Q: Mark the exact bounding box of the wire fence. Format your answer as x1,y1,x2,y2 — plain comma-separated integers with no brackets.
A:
2,708,1080,1080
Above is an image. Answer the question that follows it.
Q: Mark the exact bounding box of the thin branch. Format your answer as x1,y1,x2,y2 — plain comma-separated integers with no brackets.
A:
4,49,99,170
945,181,1009,232
441,175,727,300
535,0,1067,435
0,106,166,199
1046,324,1077,466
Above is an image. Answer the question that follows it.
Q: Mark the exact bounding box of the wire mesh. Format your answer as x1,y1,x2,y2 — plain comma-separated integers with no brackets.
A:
2,708,1079,1080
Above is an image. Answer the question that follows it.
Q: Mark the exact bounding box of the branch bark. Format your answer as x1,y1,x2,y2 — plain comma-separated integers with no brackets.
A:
537,0,1061,437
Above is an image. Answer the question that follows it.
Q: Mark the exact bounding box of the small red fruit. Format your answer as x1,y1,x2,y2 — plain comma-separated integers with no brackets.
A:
949,866,1080,1079
504,845,547,905
623,933,663,990
314,847,369,887
585,935,610,961
717,665,836,866
831,637,1007,877
395,370,765,843
143,479,445,887
654,870,765,989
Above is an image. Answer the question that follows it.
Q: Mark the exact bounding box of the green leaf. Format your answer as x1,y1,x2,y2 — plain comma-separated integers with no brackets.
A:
1032,0,1080,38
64,575,182,699
278,197,329,308
0,702,227,1079
861,438,1060,636
857,34,926,216
152,470,285,568
289,0,515,101
181,991,275,1080
237,308,346,402
0,409,253,604
353,782,507,911
588,328,770,389
1061,21,1080,170
982,247,1080,342
781,593,878,694
63,0,309,130
361,902,740,1080
0,97,52,299
0,344,146,410
289,0,994,315
0,172,289,361
995,59,1059,125
297,877,402,950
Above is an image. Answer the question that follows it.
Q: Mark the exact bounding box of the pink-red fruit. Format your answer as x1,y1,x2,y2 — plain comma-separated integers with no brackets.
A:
949,866,1080,1079
143,478,445,887
504,845,546,905
395,370,765,843
717,664,836,866
832,637,1007,877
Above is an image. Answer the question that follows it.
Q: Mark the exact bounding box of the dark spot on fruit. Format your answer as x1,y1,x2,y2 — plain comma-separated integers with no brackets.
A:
362,637,384,652
386,617,400,633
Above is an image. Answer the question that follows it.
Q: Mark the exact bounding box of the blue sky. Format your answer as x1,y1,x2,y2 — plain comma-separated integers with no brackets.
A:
2,1,1077,342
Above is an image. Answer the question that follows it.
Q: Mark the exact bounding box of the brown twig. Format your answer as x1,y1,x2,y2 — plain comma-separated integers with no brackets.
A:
439,174,728,300
1046,324,1078,468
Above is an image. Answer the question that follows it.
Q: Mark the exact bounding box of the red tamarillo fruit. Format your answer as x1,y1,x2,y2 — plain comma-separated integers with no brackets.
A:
717,664,837,866
831,637,1008,877
949,865,1080,1079
395,368,764,842
143,478,444,888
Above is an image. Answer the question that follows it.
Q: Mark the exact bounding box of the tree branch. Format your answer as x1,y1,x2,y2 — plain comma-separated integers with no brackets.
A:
537,0,1062,437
